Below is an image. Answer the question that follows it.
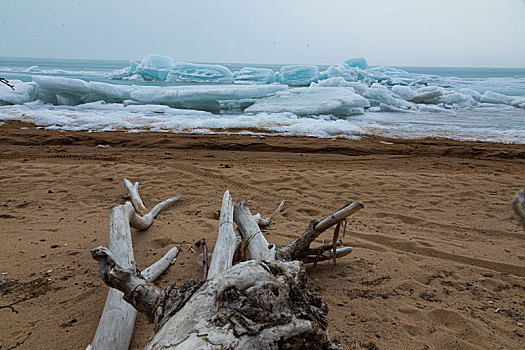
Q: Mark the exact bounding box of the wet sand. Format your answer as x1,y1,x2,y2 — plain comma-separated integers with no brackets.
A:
0,121,524,349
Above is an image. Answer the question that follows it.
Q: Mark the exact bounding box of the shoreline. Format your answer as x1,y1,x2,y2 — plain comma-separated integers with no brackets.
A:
1,121,524,160
0,121,524,349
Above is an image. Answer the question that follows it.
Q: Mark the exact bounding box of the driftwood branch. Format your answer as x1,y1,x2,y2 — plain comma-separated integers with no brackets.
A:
0,297,28,314
512,188,525,229
124,178,148,215
88,182,181,350
253,200,285,228
5,332,31,350
0,77,14,90
234,201,276,260
194,239,208,280
92,185,363,349
208,190,241,279
276,201,364,261
92,247,165,321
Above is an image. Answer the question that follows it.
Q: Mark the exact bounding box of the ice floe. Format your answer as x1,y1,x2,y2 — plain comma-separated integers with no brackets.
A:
136,54,175,80
279,65,320,86
410,86,445,103
344,58,368,70
480,91,514,105
166,62,233,84
391,85,414,100
129,84,288,112
0,80,36,105
24,76,288,111
234,67,277,85
245,87,369,116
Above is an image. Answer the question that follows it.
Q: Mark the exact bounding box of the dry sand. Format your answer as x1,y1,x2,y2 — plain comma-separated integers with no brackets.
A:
0,121,524,349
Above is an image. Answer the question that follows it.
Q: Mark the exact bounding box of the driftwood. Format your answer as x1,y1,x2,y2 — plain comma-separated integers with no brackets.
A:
87,181,181,350
207,191,241,279
512,188,525,230
0,77,14,90
91,186,363,349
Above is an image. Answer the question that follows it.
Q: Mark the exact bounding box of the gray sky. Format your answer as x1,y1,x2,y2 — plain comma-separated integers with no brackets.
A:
1,0,524,67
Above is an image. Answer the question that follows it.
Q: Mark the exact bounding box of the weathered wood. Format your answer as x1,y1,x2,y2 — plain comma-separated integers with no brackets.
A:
512,188,525,229
130,195,182,231
276,201,364,261
89,189,180,350
208,191,241,279
92,247,165,321
144,260,335,350
0,77,14,90
142,247,179,281
253,200,285,228
124,178,148,215
92,190,362,350
195,238,209,280
315,201,364,233
303,247,354,264
233,201,276,261
90,203,138,350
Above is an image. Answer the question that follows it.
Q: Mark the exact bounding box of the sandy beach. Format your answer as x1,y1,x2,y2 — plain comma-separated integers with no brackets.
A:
0,121,524,349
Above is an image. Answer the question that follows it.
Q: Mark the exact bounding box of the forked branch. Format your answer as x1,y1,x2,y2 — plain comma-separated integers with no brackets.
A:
275,201,364,261
124,179,148,215
92,247,165,322
0,77,14,90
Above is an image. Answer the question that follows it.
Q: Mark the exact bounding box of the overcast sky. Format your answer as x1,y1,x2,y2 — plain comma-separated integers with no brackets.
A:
1,0,524,67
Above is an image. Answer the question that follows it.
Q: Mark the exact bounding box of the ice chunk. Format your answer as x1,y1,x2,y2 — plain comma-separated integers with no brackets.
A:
219,99,257,112
480,91,513,105
459,88,482,102
245,87,370,116
367,87,411,108
56,93,81,105
417,104,457,116
342,82,369,96
108,62,138,80
344,58,368,70
234,67,277,84
311,78,372,96
32,76,135,104
166,62,233,83
33,75,89,95
392,86,414,100
436,92,476,107
0,80,37,105
410,86,444,103
379,103,411,113
280,65,319,86
311,77,355,91
88,82,133,101
370,83,388,91
130,84,288,112
136,54,175,80
319,64,358,82
511,97,525,108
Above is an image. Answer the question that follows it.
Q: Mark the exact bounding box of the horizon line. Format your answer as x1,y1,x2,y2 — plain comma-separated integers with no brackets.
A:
0,55,524,70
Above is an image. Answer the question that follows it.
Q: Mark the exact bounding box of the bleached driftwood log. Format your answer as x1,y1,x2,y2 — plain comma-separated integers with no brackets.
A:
92,188,363,349
512,188,525,229
87,181,181,350
124,178,148,215
207,190,241,279
253,200,285,228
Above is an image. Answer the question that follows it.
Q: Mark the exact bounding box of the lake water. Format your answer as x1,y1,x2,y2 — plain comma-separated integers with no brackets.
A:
0,57,524,143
